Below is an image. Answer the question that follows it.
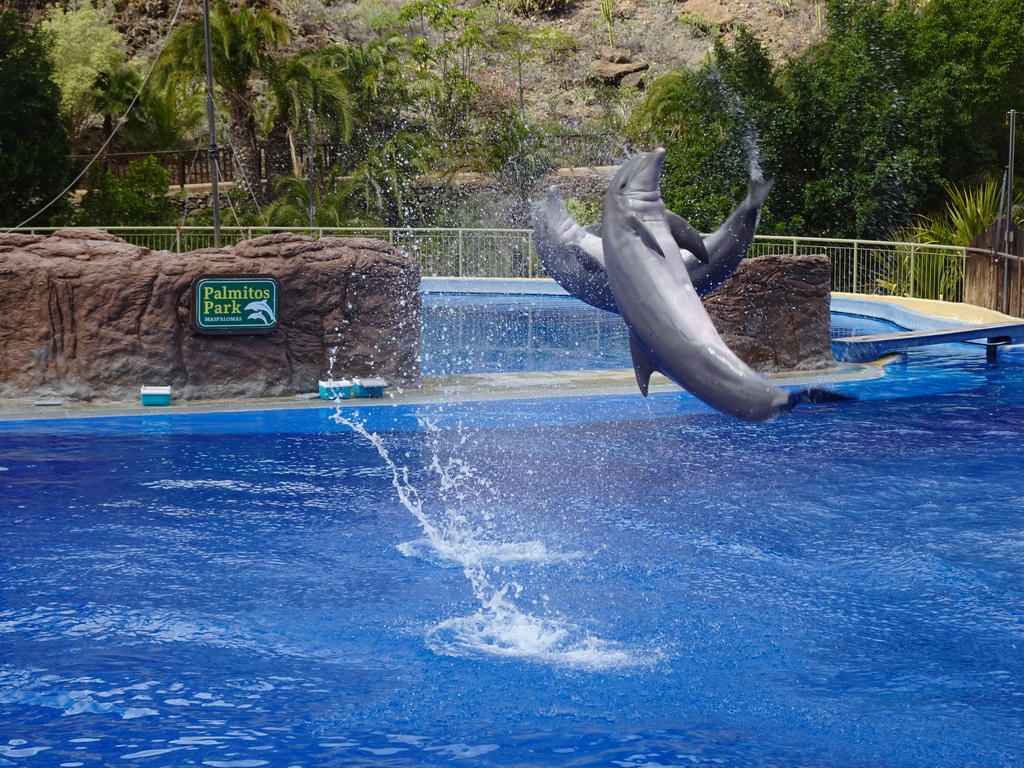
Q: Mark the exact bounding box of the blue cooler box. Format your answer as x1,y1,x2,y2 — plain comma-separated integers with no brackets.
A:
319,379,353,400
140,386,172,406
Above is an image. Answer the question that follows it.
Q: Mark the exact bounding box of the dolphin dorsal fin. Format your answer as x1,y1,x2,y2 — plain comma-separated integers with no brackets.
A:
629,215,666,258
628,333,659,397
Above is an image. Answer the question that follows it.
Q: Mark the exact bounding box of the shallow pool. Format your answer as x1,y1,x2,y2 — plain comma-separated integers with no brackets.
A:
2,297,1024,767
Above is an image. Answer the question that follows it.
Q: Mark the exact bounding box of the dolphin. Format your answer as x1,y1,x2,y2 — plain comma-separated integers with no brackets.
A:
686,175,774,296
531,174,772,311
244,299,276,325
531,188,618,312
601,149,849,422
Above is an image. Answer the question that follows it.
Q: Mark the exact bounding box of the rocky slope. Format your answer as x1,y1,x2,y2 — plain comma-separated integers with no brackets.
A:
18,0,825,129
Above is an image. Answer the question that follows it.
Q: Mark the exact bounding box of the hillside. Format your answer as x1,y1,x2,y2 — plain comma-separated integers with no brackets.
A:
60,0,826,130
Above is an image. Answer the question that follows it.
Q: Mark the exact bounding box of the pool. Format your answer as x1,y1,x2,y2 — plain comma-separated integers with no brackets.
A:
420,292,922,375
2,296,1024,766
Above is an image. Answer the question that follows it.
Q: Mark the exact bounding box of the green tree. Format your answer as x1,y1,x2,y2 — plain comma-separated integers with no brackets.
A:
263,48,354,189
156,0,292,204
339,131,439,226
40,1,125,149
0,11,72,226
94,63,203,151
904,180,1024,246
475,117,554,227
398,0,489,138
315,37,432,226
75,155,176,226
909,0,1024,186
488,20,575,118
629,0,1024,238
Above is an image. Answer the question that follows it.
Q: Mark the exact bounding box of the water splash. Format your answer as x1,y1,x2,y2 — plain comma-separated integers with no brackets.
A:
333,414,636,669
327,325,340,379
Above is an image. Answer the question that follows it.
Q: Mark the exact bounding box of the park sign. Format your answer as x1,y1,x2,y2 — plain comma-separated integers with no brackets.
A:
191,274,280,335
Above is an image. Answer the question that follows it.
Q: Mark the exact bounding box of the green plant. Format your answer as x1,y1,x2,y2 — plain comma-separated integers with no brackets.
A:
185,187,264,227
564,197,601,227
679,12,720,37
0,10,73,227
76,155,176,227
40,1,125,149
507,0,572,15
600,0,615,46
875,242,965,301
156,0,292,205
901,180,1024,246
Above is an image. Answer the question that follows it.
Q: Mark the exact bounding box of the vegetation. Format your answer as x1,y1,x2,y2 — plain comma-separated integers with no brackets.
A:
76,156,177,227
40,1,125,150
901,180,1024,247
0,10,73,227
156,0,293,205
632,0,1024,240
4,0,1024,238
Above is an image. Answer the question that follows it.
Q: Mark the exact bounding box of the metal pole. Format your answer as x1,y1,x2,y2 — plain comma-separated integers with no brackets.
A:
202,0,221,248
1009,110,1018,314
307,108,315,234
1008,110,1017,237
852,240,858,294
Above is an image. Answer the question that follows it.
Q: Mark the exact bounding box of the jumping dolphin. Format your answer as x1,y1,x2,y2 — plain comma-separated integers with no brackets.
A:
531,175,772,311
531,189,618,312
602,149,849,422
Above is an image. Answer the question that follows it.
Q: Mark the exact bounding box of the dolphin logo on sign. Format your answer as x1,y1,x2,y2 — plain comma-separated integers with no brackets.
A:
244,299,276,325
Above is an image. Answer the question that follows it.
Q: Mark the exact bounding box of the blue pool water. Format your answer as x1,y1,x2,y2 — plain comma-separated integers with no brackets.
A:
3,296,1024,766
420,293,910,375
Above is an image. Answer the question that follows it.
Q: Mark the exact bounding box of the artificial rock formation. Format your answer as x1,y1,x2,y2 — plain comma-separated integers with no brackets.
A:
705,253,834,372
0,229,421,402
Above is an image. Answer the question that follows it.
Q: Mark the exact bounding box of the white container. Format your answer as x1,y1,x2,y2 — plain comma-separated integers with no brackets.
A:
140,386,172,406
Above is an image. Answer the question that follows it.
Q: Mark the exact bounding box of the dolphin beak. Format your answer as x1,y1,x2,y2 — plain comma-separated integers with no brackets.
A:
631,149,667,194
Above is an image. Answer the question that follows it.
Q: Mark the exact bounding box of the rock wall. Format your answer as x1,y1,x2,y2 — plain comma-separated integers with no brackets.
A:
0,230,421,402
705,253,834,372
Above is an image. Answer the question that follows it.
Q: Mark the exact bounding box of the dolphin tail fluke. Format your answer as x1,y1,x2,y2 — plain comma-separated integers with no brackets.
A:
628,334,659,397
786,387,857,411
746,177,775,209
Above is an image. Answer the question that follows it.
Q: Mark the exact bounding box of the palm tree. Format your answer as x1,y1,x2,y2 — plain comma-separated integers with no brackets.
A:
905,180,1024,246
263,49,354,190
95,63,202,151
156,0,291,204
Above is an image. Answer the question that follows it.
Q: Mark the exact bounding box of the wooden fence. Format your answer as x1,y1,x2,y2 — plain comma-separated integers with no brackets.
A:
967,222,1024,317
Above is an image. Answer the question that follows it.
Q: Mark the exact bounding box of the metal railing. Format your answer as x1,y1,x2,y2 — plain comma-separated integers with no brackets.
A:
7,226,969,301
750,236,967,302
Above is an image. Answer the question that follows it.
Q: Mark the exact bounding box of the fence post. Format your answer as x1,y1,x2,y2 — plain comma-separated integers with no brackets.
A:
527,232,534,278
458,230,465,277
909,244,916,298
852,241,859,294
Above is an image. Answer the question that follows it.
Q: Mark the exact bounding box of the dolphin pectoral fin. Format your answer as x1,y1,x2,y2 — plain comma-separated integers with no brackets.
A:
628,334,659,397
629,215,666,258
667,211,710,264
